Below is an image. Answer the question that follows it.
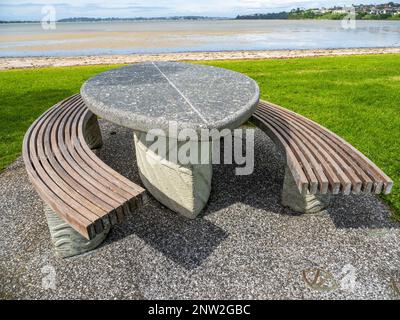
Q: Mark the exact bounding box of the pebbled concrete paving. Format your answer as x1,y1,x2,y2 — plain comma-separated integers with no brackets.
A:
0,121,399,300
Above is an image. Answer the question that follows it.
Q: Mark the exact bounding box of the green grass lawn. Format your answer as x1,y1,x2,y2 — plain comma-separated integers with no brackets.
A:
0,54,399,218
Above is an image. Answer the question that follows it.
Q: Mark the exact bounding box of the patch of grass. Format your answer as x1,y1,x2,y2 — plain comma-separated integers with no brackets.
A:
0,54,399,218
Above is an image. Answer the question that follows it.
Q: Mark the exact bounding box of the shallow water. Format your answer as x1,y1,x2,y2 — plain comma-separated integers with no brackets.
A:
1,19,400,57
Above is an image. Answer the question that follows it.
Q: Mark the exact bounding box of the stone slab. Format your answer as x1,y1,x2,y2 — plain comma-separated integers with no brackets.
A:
81,62,260,137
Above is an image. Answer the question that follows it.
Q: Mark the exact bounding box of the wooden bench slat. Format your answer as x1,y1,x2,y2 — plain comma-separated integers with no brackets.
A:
262,102,375,190
41,100,111,227
24,109,96,239
69,95,146,218
73,104,145,203
258,106,340,194
70,105,137,221
267,106,362,194
53,97,125,206
51,100,124,208
77,108,147,213
57,97,133,224
78,104,146,197
253,100,393,195
265,109,345,194
50,99,124,225
33,100,106,233
46,97,120,223
65,104,134,202
57,101,129,205
66,97,144,221
259,105,355,195
251,112,309,194
260,101,371,194
23,103,96,239
267,108,354,194
264,101,392,194
33,104,103,227
23,94,147,240
255,111,329,193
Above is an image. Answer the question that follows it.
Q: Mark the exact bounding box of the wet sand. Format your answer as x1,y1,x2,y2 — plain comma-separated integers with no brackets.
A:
1,47,400,70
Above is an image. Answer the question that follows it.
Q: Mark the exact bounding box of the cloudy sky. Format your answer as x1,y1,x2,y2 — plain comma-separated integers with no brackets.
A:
0,0,390,20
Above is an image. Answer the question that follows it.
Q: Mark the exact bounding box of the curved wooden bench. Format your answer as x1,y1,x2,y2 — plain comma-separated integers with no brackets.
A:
250,100,393,213
23,94,147,257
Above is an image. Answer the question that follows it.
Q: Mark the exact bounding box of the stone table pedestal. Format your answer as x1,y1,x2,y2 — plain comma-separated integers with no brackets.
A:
134,131,212,218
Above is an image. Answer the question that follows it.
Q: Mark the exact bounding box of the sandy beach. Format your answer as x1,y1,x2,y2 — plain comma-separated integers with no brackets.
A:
1,47,400,70
2,20,400,69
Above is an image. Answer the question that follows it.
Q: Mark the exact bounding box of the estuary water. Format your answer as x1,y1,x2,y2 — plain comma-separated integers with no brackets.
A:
0,19,399,57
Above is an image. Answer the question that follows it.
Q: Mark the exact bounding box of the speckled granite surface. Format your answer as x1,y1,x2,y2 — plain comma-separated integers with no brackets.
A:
81,62,260,137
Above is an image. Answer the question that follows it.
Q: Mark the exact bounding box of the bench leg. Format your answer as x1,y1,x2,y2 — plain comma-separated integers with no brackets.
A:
133,131,212,219
83,113,103,150
44,205,110,258
281,166,331,214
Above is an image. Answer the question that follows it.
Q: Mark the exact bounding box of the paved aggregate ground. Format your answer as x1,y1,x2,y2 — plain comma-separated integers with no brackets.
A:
0,121,399,300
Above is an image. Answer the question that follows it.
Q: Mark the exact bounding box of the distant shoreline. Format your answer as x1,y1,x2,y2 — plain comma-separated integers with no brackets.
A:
1,47,400,70
1,17,400,24
1,17,230,24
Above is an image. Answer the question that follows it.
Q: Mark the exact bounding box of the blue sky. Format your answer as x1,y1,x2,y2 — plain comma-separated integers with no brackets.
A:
0,0,392,20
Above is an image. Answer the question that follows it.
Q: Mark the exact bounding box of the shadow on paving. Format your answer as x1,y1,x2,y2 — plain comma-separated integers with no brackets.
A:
96,120,399,270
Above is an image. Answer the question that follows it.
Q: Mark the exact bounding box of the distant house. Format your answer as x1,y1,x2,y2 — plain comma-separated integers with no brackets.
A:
369,8,379,14
382,7,398,14
332,9,348,14
354,4,367,12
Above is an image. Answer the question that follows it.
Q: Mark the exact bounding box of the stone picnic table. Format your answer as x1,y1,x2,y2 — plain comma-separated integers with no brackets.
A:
81,61,260,218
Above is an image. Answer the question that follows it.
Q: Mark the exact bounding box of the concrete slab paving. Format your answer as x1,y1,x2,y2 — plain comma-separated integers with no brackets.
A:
0,120,399,300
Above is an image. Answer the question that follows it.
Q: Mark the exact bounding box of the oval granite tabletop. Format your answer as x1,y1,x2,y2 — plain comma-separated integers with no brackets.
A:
81,61,260,137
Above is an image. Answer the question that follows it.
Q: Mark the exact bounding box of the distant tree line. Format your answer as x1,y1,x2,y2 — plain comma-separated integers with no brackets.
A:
0,20,38,23
236,12,289,20
57,16,225,23
0,16,228,24
236,10,345,20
